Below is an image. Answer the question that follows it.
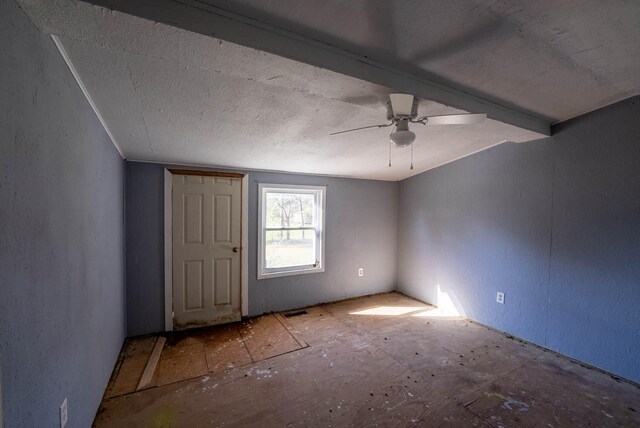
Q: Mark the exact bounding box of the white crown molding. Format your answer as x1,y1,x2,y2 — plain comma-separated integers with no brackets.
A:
51,35,125,159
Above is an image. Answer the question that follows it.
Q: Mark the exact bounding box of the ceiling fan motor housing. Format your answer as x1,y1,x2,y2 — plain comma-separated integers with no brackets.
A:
387,94,419,120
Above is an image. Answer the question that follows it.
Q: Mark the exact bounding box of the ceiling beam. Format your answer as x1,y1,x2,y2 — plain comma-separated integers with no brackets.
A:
81,0,551,136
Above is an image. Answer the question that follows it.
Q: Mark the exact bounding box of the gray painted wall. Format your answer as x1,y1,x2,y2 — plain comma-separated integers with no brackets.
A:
125,163,398,334
0,2,126,427
247,171,397,315
397,96,640,382
125,162,165,336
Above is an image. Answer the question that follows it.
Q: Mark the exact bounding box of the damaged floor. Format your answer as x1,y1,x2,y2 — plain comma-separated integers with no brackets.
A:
104,313,308,398
95,292,640,427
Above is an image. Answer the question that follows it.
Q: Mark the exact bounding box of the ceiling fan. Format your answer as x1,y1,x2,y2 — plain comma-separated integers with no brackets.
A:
331,94,486,169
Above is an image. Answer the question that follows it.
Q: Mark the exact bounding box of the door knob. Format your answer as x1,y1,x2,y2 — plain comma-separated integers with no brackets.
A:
232,247,240,253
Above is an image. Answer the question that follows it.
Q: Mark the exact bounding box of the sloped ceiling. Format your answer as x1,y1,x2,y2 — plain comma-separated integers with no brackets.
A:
17,0,640,180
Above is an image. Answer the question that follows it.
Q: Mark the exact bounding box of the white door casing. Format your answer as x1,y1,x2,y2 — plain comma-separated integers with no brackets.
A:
172,173,242,329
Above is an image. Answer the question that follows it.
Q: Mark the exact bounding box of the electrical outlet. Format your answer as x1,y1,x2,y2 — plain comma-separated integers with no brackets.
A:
496,292,505,304
60,398,68,428
358,268,364,277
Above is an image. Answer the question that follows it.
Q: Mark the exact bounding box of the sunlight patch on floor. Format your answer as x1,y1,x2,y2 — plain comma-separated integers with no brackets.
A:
348,285,463,318
349,306,424,316
411,308,461,318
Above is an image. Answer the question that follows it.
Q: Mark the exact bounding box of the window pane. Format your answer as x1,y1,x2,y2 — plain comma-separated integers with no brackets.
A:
265,192,315,229
258,184,325,279
265,230,316,268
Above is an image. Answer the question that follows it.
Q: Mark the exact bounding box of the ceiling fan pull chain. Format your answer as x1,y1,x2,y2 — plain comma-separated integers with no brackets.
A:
388,141,392,167
410,143,414,170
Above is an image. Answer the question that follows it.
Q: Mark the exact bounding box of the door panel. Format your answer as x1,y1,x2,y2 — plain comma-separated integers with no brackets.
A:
183,260,204,310
184,193,204,243
172,174,242,329
214,258,232,305
214,194,232,243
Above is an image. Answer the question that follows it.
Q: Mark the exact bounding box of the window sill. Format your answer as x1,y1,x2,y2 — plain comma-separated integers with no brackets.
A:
257,266,325,280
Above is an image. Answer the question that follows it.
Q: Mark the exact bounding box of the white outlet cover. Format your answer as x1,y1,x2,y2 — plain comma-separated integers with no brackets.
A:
60,398,68,428
496,292,505,304
358,268,363,277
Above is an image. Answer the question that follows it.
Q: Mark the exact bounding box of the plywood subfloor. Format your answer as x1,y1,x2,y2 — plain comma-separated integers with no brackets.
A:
95,292,640,427
104,314,306,398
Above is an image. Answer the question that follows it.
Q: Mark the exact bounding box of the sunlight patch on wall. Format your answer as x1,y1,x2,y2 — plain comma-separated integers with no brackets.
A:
437,284,460,315
411,284,462,318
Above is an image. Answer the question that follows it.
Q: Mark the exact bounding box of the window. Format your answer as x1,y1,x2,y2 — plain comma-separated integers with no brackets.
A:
258,184,326,279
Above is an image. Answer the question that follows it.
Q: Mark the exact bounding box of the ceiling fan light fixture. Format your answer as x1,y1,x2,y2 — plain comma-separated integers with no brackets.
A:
389,130,416,147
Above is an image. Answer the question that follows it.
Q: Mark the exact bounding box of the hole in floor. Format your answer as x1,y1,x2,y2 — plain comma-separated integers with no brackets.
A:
283,310,308,318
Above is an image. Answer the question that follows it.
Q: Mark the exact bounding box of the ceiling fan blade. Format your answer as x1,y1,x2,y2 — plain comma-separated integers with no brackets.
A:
330,122,392,136
425,113,487,125
389,94,415,116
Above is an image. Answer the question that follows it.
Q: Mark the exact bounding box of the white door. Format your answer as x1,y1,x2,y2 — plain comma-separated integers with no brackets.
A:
172,173,242,329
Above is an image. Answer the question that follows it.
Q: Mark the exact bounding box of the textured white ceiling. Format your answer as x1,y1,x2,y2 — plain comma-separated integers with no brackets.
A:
19,0,556,179
209,0,640,123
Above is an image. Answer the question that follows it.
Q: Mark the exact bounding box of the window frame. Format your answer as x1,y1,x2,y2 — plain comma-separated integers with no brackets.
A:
257,183,326,280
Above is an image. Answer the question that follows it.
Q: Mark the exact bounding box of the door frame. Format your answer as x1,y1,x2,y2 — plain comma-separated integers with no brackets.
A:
163,168,249,331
